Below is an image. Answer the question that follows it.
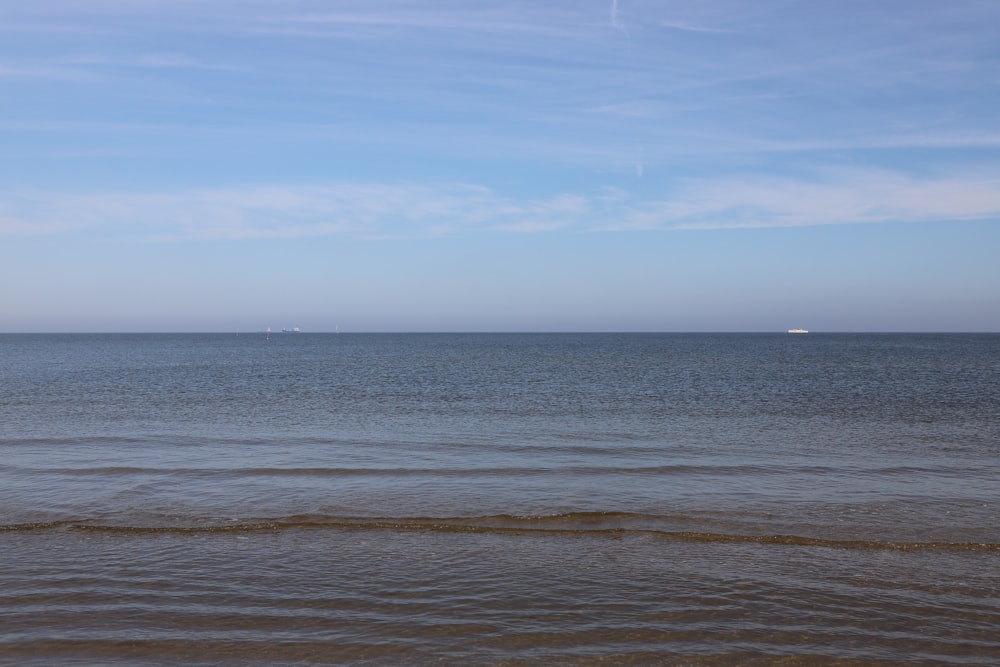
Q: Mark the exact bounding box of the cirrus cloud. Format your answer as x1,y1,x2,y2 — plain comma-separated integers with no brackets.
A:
3,169,1000,242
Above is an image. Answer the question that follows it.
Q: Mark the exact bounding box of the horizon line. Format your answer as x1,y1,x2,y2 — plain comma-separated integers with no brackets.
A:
2,330,998,335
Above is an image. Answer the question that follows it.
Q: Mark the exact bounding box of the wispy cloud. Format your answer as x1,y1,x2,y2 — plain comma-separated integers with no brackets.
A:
4,170,1000,241
605,169,1000,231
240,3,593,43
1,52,244,82
0,184,587,241
3,1,1000,239
0,61,97,82
657,20,733,35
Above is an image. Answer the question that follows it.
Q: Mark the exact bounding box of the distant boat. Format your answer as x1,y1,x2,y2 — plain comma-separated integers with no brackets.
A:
787,328,809,334
282,327,301,333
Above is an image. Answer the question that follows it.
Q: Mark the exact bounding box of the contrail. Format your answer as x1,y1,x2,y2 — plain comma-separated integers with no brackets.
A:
611,0,628,34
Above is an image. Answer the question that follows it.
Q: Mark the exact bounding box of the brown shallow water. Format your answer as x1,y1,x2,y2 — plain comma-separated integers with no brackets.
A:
3,523,999,665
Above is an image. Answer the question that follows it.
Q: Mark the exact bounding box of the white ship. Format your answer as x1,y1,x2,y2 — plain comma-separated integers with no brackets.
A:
787,328,808,334
282,327,301,333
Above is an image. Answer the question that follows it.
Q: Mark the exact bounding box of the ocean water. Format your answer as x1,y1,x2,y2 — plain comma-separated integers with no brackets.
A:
1,332,998,665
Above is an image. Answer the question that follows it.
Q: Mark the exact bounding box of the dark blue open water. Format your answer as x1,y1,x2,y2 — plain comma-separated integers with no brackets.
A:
2,333,998,665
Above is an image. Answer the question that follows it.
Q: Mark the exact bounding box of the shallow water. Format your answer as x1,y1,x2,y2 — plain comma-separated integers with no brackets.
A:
2,333,998,664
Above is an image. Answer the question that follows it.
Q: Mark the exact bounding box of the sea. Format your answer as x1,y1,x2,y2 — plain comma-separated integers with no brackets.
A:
1,332,998,666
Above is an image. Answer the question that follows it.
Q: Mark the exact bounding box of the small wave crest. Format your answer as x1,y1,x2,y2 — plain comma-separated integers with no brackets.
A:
2,512,997,551
39,465,741,478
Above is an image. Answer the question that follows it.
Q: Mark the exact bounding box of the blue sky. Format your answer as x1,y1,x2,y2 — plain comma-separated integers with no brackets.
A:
2,0,999,332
